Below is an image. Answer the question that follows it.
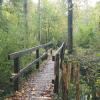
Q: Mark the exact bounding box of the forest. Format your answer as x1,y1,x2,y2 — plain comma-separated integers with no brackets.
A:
0,0,100,100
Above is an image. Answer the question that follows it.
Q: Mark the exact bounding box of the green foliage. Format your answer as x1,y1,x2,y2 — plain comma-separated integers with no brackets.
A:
0,0,39,97
36,0,67,44
74,2,100,50
0,0,100,99
0,0,67,97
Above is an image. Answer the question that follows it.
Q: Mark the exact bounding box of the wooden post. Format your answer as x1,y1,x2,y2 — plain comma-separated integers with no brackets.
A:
60,46,64,69
62,63,69,100
76,62,80,100
54,54,59,94
50,49,52,55
14,57,20,91
36,49,39,69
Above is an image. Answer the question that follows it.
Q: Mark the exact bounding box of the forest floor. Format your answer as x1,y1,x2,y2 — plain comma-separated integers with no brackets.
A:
6,57,55,100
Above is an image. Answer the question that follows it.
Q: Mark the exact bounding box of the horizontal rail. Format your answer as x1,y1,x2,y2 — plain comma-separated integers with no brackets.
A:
8,42,52,60
10,53,48,81
55,42,64,55
52,42,65,61
8,42,52,91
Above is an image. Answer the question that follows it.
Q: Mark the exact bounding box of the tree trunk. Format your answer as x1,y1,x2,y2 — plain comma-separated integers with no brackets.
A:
23,0,28,48
67,0,73,54
0,0,3,11
38,0,41,42
0,0,3,5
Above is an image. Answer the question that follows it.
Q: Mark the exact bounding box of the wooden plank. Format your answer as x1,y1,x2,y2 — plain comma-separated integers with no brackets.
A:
10,53,48,81
8,42,52,60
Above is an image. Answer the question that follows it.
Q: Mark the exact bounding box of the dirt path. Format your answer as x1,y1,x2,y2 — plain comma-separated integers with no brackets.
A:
6,57,54,100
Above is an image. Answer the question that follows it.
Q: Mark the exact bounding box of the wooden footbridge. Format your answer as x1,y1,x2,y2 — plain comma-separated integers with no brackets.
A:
6,42,80,100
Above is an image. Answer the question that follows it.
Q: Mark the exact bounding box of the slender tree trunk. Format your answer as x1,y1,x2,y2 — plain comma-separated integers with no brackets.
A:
23,0,28,48
0,0,3,5
38,0,41,43
0,0,3,12
46,18,50,43
68,0,73,54
0,0,3,28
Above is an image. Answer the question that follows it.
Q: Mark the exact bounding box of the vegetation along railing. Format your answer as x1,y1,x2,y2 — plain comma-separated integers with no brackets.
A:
52,42,80,100
8,42,52,92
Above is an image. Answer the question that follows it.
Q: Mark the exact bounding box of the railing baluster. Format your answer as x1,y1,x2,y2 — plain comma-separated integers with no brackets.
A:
14,57,20,91
36,49,39,69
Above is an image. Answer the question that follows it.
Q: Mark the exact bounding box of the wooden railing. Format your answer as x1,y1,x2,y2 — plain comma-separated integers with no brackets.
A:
8,42,52,91
52,42,66,93
52,43,80,100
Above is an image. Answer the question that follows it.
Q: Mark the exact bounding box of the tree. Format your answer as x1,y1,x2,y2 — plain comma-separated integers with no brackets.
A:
38,0,42,42
68,0,73,54
23,0,28,48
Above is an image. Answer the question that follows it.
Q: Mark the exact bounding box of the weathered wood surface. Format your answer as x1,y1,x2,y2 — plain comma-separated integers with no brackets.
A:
8,42,52,60
52,42,65,94
10,53,48,81
6,58,54,100
8,42,52,92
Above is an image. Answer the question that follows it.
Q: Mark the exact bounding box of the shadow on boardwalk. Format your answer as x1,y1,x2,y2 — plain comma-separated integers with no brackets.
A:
6,57,54,100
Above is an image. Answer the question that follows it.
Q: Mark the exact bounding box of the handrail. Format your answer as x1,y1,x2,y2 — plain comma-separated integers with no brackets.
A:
52,42,65,61
8,42,52,60
8,42,52,91
54,42,64,56
52,43,80,100
52,42,65,93
10,53,47,81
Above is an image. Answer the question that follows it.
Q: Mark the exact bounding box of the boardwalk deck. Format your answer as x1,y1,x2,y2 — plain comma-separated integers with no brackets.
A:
6,57,54,100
